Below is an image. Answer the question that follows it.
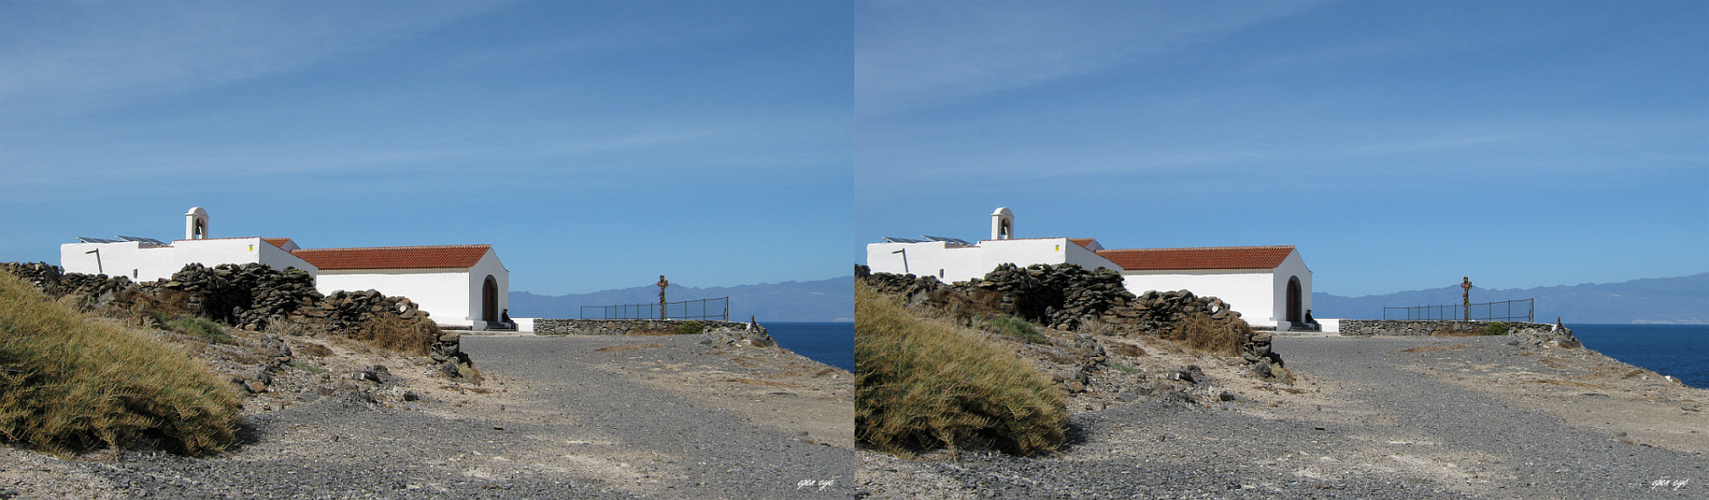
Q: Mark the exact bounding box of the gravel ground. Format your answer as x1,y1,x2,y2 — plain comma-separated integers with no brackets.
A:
462,334,857,499
859,335,1707,499
0,334,856,499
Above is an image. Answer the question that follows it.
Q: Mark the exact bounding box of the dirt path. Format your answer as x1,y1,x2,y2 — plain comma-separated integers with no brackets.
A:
0,333,856,499
461,334,857,498
858,334,1707,499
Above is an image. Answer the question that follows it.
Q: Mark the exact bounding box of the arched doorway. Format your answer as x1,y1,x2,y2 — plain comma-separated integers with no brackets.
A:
1285,276,1303,326
481,275,499,324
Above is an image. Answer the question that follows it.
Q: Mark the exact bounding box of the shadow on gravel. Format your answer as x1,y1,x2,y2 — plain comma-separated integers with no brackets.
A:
225,392,384,453
227,415,271,452
1060,418,1095,452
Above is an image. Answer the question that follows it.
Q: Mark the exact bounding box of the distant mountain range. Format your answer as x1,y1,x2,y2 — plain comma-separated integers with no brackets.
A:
511,276,853,323
512,272,1708,325
1313,272,1709,325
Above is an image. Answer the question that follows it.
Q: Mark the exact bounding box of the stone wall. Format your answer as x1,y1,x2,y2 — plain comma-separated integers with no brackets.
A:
531,319,752,336
1338,319,1581,348
3,261,468,373
858,264,1278,366
1339,320,1482,337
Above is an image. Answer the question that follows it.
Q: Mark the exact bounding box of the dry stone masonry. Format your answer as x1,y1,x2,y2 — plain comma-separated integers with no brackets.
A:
531,319,776,347
858,263,1277,367
3,261,469,376
1339,319,1581,348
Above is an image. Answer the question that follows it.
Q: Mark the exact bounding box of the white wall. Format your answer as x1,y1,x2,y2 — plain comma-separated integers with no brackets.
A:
465,251,509,329
315,269,472,327
258,241,318,274
866,241,989,282
60,238,318,282
864,234,1313,330
1063,240,1121,272
1119,270,1281,328
314,249,507,330
1270,250,1313,326
868,238,1094,284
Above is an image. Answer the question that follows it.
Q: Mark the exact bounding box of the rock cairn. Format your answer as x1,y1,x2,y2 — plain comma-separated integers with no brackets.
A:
1130,290,1232,331
318,290,441,356
3,262,465,374
703,321,776,348
158,263,324,331
2,262,66,294
858,263,1276,365
2,262,140,307
1512,319,1582,349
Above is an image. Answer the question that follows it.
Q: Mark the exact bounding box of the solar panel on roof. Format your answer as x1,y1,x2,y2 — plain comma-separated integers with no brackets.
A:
922,235,971,245
883,236,925,243
117,235,166,245
77,237,120,244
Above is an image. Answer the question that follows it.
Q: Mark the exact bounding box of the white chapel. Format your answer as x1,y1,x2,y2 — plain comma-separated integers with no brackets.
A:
866,208,1315,330
60,208,511,330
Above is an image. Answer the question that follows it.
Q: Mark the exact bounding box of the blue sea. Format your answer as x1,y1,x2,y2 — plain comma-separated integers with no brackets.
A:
1569,324,1708,389
765,322,854,372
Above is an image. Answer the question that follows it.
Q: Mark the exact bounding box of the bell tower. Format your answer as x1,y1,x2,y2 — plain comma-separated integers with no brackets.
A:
991,207,1014,240
185,207,209,240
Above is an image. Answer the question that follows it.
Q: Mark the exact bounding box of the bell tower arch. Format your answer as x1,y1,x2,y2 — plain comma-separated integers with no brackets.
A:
185,207,209,240
991,207,1014,240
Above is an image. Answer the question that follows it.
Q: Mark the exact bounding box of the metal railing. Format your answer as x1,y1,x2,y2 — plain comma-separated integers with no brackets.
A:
581,297,730,321
1383,298,1534,322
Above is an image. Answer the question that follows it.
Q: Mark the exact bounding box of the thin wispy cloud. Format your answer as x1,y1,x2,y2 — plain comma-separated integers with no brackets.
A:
855,1,1316,115
0,2,499,117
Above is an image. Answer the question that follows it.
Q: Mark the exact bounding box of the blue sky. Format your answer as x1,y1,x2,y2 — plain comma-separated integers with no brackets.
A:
3,1,1703,300
854,1,1707,297
1,1,852,295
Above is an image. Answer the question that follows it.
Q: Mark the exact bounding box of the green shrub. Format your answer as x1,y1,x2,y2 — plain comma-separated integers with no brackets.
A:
675,320,705,335
147,311,173,330
1483,322,1509,336
287,361,327,374
977,314,1046,343
0,271,239,455
1102,360,1142,374
856,283,1067,457
170,315,231,344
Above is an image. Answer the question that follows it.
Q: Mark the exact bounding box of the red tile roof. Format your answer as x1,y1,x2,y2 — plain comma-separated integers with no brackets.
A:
292,245,491,271
1068,238,1098,249
262,238,294,249
1096,245,1295,271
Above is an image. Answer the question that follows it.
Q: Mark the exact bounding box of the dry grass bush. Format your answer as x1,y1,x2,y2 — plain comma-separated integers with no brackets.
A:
1159,313,1248,357
261,318,316,338
1107,342,1147,358
296,342,333,357
169,315,232,344
0,271,239,456
975,314,1047,344
353,314,436,356
1075,317,1124,337
856,282,1067,457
